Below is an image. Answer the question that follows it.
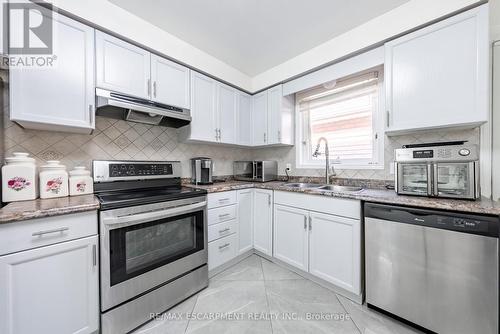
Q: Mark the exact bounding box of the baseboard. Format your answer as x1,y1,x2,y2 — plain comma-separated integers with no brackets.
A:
253,249,363,305
208,249,254,278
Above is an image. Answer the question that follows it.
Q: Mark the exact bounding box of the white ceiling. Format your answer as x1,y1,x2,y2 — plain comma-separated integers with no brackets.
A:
109,0,410,76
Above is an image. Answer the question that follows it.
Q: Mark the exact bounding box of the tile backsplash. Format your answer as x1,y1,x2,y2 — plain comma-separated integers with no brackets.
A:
252,128,480,180
1,107,479,181
2,115,253,177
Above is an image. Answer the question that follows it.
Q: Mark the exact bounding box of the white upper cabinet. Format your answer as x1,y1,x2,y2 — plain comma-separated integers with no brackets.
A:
237,92,253,146
309,212,361,295
96,31,151,99
185,71,218,142
217,84,237,144
9,8,95,133
151,54,190,109
385,5,488,134
273,205,309,271
253,189,273,256
267,85,294,145
252,91,268,146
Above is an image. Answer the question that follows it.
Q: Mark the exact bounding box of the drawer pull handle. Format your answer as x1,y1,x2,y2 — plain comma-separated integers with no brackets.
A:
219,213,231,219
32,227,69,237
218,243,230,250
219,228,230,234
218,198,230,203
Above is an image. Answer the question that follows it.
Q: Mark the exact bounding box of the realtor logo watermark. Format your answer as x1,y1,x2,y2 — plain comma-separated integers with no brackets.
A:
2,2,57,67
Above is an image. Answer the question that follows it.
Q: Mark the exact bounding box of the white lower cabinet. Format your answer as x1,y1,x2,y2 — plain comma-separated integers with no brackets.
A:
273,191,361,295
309,212,360,294
273,205,309,271
0,235,99,334
253,189,273,256
208,233,238,271
237,189,254,254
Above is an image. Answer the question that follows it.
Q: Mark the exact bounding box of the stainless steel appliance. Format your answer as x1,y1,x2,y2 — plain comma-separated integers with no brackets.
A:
365,203,498,334
93,160,208,334
95,88,191,127
395,142,480,199
233,160,278,182
191,157,213,185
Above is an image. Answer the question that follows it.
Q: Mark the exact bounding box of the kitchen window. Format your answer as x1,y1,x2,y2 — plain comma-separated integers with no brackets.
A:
296,68,384,169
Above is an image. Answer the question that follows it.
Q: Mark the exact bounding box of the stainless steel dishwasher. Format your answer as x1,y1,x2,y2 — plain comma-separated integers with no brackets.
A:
365,203,498,334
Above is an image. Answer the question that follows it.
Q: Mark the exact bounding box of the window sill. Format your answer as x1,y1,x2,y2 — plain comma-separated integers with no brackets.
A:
296,163,385,170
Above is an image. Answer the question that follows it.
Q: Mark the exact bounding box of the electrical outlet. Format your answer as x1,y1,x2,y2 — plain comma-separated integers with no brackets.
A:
285,163,292,171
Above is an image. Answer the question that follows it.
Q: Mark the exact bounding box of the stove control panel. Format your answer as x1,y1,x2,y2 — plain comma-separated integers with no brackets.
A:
93,160,181,182
109,163,173,177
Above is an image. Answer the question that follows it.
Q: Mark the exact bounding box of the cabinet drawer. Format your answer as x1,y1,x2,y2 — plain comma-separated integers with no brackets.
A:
208,220,237,242
208,205,237,226
0,211,98,256
207,191,237,209
208,233,238,271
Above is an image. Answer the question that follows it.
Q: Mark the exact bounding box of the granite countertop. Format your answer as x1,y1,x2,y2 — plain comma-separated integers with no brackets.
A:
186,180,500,216
0,194,100,224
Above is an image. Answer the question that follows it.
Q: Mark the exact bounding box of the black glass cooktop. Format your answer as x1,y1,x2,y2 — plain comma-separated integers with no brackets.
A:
96,186,207,210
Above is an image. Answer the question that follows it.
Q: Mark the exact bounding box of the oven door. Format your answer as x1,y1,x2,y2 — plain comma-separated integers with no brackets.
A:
99,196,207,311
396,163,432,196
433,162,478,199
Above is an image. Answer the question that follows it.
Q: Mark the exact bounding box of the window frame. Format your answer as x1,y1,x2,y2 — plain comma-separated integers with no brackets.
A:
295,67,385,170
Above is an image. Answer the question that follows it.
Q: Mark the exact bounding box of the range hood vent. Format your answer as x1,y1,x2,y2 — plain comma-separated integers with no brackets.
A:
95,88,191,128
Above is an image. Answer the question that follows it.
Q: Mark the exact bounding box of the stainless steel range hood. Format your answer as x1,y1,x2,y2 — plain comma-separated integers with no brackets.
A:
95,88,191,128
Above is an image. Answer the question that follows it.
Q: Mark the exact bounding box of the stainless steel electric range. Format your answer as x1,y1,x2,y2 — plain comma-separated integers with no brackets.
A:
93,160,208,334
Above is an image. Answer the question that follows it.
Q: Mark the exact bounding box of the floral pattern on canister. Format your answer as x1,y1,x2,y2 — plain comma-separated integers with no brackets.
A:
46,177,63,194
7,177,31,191
76,181,86,193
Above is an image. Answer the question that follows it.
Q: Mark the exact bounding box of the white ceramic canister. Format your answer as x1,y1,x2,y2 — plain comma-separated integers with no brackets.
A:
39,160,69,199
1,152,38,202
69,166,93,196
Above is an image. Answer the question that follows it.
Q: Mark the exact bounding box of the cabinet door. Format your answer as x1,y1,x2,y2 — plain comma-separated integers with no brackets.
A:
96,31,151,99
0,236,99,334
217,84,237,144
252,91,268,146
273,205,309,271
151,54,190,109
267,85,282,145
309,212,360,294
385,5,488,133
253,189,273,256
9,8,95,132
189,71,218,142
237,92,253,146
237,189,254,254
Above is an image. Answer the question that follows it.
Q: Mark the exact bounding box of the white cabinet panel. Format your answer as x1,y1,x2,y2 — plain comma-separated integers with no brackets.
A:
208,204,237,226
252,91,268,145
217,84,237,144
237,92,253,146
96,31,150,99
187,71,218,142
0,236,99,334
151,54,190,109
208,233,238,271
208,220,237,242
237,189,253,254
207,191,237,209
385,5,488,134
273,205,309,271
309,212,360,294
253,189,273,256
9,9,95,133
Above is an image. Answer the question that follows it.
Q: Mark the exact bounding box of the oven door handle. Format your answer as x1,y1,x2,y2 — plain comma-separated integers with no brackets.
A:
102,201,207,228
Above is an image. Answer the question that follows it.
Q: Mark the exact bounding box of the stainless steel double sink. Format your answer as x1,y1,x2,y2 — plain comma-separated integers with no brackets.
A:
283,183,364,193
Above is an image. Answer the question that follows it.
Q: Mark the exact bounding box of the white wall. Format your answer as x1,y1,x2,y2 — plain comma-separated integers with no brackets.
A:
491,0,500,41
50,0,253,91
